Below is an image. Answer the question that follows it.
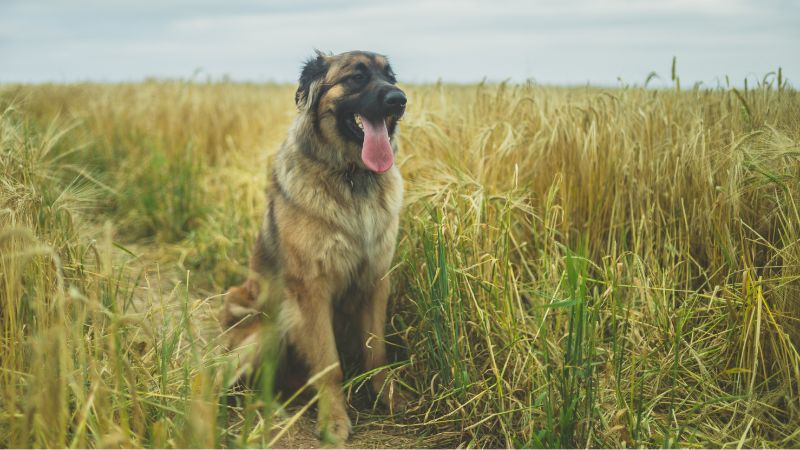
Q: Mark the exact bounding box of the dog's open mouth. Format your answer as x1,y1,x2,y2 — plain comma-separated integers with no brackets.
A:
345,114,364,140
345,113,399,173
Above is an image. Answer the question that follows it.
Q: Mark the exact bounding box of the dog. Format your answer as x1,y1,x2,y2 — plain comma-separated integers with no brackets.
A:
220,50,406,443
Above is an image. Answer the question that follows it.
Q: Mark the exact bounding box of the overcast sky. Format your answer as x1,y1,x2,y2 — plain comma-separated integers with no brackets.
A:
1,0,797,86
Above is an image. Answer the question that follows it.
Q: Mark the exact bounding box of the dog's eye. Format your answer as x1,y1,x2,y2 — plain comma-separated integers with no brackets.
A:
351,73,366,83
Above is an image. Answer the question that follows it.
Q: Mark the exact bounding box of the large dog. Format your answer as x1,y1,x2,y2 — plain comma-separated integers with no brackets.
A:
220,50,406,443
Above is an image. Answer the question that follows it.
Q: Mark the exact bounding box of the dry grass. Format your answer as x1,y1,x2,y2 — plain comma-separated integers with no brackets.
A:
1,77,798,448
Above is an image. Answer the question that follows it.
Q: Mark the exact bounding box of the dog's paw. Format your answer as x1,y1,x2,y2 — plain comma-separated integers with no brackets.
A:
317,409,352,445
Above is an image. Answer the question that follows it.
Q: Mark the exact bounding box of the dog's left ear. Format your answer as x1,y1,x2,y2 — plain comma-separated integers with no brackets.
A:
295,50,329,109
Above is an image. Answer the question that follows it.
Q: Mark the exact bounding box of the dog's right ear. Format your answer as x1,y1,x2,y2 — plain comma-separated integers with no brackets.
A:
295,50,329,109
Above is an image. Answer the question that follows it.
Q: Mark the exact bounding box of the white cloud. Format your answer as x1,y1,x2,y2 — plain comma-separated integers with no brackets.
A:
0,0,796,84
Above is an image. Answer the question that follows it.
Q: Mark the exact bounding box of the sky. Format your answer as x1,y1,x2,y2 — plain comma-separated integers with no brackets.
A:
1,0,798,86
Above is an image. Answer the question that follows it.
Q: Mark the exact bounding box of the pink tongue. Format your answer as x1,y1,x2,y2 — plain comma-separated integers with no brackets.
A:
360,116,394,173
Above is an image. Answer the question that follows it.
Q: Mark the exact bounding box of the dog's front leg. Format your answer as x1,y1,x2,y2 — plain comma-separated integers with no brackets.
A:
360,275,408,412
284,278,351,443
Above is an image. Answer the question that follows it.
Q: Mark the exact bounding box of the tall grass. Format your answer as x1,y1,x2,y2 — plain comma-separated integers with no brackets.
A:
1,77,798,447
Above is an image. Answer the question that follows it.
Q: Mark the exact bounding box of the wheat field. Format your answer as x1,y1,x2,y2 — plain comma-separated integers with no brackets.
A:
1,77,799,448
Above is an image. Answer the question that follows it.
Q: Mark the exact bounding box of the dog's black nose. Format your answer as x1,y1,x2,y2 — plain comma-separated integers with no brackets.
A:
384,90,407,108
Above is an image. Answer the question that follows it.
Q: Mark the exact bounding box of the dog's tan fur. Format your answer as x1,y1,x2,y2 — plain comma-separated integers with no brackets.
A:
220,51,405,443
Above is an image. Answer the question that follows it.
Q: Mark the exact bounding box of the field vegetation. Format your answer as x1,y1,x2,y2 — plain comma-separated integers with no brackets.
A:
1,73,799,447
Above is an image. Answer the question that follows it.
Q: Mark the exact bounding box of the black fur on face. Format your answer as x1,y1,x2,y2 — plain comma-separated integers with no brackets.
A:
296,51,406,146
332,55,405,146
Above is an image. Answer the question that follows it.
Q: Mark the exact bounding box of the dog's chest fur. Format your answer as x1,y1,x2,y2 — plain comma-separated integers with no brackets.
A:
271,148,403,287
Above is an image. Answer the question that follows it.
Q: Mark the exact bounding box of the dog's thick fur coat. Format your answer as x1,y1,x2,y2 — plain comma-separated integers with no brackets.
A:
220,51,406,443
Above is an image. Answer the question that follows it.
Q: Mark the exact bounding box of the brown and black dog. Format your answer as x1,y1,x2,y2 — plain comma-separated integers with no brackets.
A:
220,50,406,443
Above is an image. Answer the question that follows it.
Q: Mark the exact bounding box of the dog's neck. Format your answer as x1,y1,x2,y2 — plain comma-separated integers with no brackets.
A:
342,162,382,195
289,120,382,195
344,162,358,187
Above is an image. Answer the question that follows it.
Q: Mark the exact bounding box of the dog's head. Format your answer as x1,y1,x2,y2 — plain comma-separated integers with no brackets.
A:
295,50,406,174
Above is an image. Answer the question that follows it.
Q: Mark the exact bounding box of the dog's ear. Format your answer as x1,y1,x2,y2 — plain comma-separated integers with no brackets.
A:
295,50,329,109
